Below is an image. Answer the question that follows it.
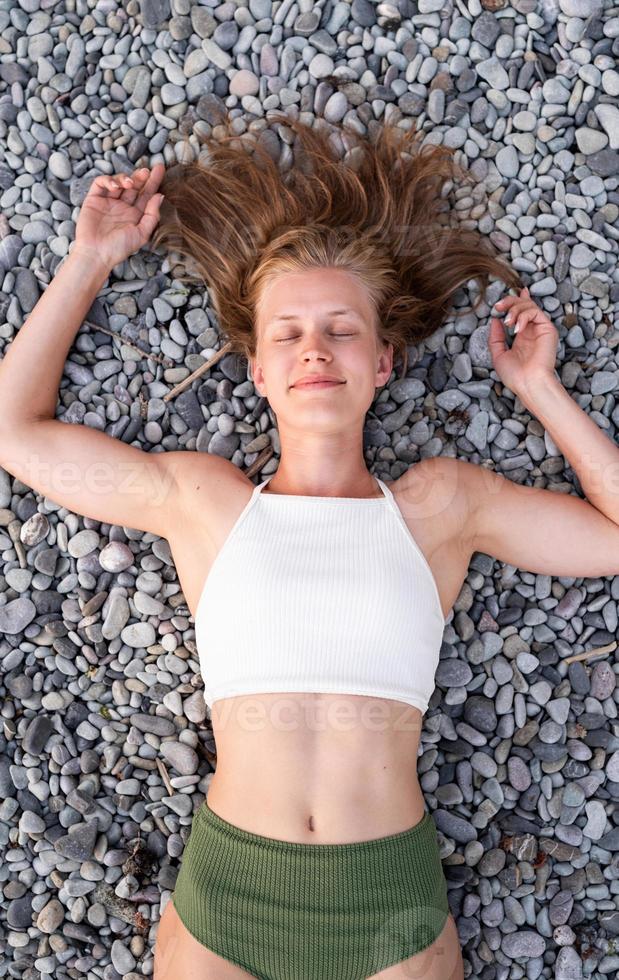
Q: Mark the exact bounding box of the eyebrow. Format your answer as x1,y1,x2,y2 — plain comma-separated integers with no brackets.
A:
269,308,364,323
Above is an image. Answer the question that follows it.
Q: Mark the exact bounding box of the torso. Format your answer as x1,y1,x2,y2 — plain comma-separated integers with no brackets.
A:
168,458,473,844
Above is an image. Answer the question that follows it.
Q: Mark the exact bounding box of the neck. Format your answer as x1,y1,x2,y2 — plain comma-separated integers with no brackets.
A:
263,471,381,499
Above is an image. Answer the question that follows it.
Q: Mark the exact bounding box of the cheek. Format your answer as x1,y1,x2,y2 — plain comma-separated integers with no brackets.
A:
260,351,292,385
351,350,378,374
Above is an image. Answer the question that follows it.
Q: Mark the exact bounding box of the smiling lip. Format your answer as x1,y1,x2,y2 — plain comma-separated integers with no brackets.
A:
292,376,345,389
292,381,344,388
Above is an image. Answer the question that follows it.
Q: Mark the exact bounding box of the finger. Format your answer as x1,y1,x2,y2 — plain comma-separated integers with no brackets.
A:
115,177,133,197
104,172,140,197
141,163,165,199
496,293,529,308
116,168,151,204
494,297,521,315
504,304,526,324
87,167,149,202
503,300,536,325
514,307,539,334
137,193,165,241
89,174,126,198
488,317,507,357
495,286,530,309
128,165,164,213
513,308,536,335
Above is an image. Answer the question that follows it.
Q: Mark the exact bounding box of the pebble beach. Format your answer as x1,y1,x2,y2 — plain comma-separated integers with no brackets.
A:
0,0,618,978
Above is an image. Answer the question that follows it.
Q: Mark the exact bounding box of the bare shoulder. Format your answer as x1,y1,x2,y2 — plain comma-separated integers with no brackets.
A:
155,452,252,616
389,456,478,554
167,451,251,534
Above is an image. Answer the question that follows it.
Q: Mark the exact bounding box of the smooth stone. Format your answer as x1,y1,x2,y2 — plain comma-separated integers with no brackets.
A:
575,128,608,155
99,541,134,573
120,622,156,648
502,931,546,958
606,751,619,783
201,38,232,70
229,69,259,97
554,947,583,980
495,145,519,178
601,70,619,97
476,57,510,90
559,0,603,14
36,898,65,934
513,110,537,132
594,104,619,150
20,512,50,546
583,801,608,840
570,243,596,269
308,54,334,80
67,530,100,558
160,742,199,775
0,597,37,634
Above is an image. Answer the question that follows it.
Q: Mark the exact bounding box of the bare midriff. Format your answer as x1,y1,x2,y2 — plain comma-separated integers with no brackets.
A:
205,691,427,845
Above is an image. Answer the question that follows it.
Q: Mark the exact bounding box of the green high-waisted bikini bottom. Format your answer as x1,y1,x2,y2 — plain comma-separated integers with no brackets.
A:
170,796,451,980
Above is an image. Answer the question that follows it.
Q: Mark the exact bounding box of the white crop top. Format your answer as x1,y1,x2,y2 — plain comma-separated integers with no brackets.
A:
194,474,446,714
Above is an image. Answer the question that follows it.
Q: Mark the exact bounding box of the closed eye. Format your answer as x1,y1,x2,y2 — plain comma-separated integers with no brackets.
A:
275,333,356,343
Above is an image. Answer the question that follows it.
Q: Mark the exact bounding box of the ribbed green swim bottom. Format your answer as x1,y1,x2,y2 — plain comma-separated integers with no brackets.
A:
170,796,450,980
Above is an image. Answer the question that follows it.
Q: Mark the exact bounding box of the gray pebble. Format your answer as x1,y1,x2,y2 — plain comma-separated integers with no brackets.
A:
161,741,199,775
120,622,156,648
595,104,619,150
502,931,546,958
471,14,501,50
36,898,65,934
476,57,509,91
495,145,520,180
0,596,36,634
351,0,377,27
554,947,583,980
67,530,100,559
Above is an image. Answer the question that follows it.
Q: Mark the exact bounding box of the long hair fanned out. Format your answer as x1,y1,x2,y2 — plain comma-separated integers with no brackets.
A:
150,110,523,380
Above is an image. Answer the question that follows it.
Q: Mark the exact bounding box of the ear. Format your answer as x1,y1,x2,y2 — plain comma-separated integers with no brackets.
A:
376,340,393,386
250,356,265,395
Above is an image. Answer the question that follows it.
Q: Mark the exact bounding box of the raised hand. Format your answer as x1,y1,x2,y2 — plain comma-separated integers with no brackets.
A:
488,286,560,396
73,163,166,273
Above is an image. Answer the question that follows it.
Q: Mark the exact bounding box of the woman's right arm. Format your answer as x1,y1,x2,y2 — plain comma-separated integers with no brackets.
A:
0,247,189,538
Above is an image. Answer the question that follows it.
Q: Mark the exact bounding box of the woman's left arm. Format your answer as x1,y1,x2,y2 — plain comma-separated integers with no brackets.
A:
463,287,619,578
518,372,619,527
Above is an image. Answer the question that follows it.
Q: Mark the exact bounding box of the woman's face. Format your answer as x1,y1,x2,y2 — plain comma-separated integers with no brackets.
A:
251,267,393,432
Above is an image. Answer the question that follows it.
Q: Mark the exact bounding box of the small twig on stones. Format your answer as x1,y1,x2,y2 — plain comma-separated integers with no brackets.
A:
156,757,174,796
564,640,616,665
163,341,233,402
84,318,174,367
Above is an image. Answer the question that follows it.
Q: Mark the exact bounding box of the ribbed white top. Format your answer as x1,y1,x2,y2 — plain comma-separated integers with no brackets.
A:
195,475,446,714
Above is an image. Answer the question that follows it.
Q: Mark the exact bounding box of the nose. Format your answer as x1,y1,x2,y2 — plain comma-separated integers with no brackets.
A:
300,340,332,362
302,351,330,363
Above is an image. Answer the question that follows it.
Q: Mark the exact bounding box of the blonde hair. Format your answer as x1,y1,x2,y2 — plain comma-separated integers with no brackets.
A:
150,109,523,380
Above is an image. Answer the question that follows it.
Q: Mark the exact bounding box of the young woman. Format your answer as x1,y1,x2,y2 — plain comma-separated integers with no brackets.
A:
1,113,617,980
